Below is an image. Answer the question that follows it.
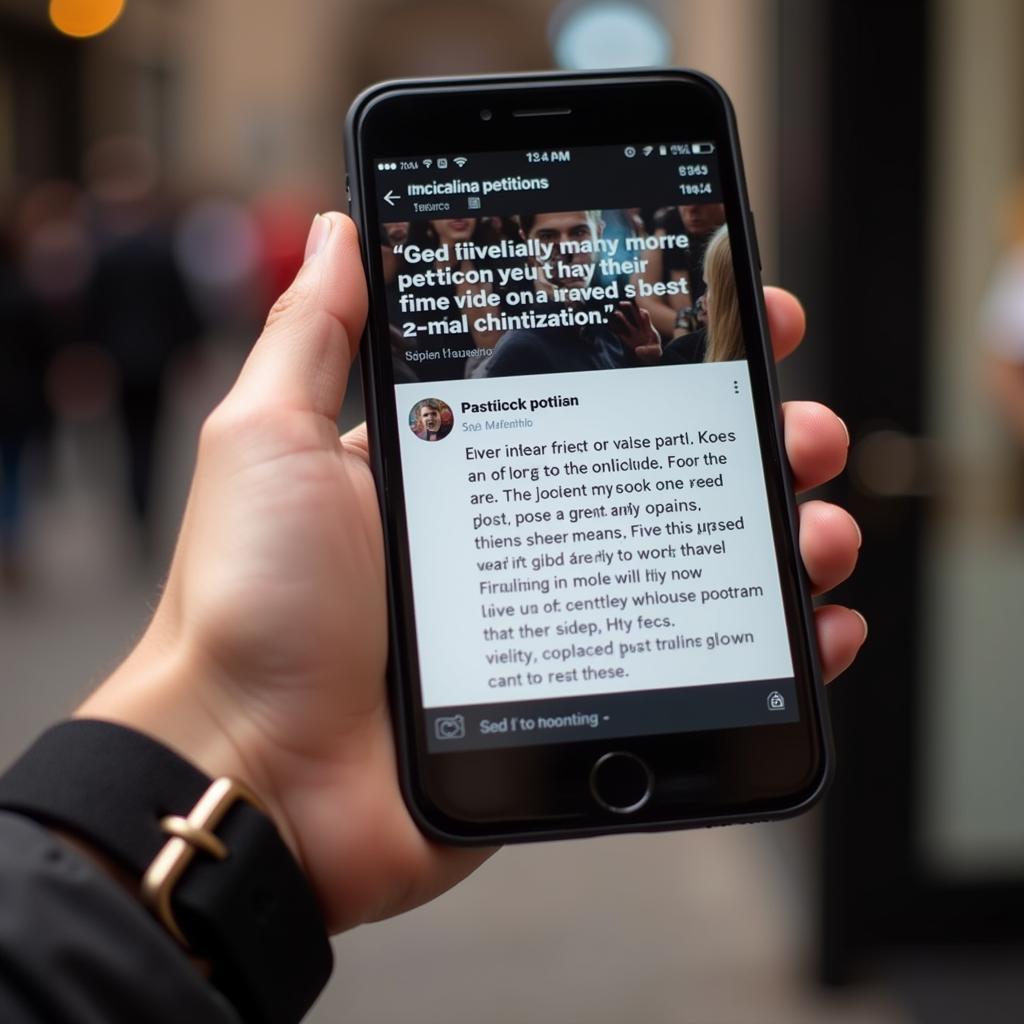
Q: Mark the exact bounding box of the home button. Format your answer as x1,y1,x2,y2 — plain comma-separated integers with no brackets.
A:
589,751,653,814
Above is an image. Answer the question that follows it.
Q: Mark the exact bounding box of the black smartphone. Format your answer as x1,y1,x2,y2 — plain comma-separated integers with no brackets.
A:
345,69,831,843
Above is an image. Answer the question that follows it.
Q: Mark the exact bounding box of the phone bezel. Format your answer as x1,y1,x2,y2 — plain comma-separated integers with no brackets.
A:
345,69,832,844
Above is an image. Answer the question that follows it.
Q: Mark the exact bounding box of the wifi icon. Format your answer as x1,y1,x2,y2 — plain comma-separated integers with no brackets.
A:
642,145,654,157
422,158,433,168
453,156,469,168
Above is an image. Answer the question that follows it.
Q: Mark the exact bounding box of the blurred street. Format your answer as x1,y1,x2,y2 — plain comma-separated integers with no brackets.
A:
326,827,904,1024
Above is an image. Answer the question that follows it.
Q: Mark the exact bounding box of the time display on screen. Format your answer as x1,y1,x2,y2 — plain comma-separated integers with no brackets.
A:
525,150,572,163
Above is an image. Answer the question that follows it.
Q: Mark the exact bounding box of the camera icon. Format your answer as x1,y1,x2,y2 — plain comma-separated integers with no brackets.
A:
434,714,466,741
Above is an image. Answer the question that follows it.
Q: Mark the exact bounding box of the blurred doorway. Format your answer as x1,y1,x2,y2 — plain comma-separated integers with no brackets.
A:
785,0,1024,997
0,19,81,188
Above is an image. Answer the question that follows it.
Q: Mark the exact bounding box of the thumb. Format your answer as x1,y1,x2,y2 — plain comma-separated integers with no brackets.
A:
229,212,368,420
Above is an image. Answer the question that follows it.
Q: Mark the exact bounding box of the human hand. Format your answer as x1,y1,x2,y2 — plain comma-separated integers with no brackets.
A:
76,214,865,935
77,211,487,933
609,299,662,364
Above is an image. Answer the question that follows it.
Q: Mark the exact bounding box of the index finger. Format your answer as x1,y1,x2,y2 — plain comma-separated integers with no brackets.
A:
764,286,806,362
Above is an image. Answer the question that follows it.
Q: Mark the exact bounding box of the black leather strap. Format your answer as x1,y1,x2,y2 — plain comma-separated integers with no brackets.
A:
0,720,333,1024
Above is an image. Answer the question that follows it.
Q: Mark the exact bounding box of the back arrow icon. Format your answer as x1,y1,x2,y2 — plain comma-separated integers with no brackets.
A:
384,190,400,206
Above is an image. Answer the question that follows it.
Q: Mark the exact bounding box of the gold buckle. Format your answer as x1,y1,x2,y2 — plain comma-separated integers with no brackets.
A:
141,777,267,948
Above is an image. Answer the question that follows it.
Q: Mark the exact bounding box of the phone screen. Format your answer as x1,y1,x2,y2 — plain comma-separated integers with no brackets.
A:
369,142,799,754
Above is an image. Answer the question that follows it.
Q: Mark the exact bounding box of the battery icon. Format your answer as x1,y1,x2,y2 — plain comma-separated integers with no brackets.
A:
658,144,667,156
691,142,715,154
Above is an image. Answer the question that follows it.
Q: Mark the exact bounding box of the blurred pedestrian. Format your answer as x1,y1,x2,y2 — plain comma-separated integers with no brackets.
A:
983,180,1024,447
84,138,201,548
0,217,49,586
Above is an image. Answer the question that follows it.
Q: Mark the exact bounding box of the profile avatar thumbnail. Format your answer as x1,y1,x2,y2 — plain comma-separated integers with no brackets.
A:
409,398,454,441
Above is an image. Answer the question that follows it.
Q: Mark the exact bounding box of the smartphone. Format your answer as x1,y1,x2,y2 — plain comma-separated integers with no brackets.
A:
345,69,831,843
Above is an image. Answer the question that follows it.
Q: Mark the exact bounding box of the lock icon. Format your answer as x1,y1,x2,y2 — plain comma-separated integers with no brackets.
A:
767,690,786,711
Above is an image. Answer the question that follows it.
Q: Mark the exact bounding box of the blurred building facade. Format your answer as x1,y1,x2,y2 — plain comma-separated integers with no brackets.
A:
1,1,778,227
2,2,1023,1022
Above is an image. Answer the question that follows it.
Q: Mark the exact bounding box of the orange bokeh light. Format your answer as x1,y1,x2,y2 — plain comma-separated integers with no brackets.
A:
49,0,126,39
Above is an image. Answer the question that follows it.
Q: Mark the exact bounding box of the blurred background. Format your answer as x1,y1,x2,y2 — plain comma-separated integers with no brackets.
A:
2,0,1023,1021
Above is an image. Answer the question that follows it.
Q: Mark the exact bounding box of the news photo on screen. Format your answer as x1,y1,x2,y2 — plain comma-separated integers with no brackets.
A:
376,145,797,753
381,202,742,385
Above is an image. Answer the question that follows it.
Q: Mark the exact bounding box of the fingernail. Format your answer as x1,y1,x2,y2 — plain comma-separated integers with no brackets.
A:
838,416,851,447
851,514,862,548
852,609,868,644
304,213,332,263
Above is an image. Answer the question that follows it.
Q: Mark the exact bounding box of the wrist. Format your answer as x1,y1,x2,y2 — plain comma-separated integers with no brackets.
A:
75,638,304,871
47,826,214,977
0,720,334,1021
